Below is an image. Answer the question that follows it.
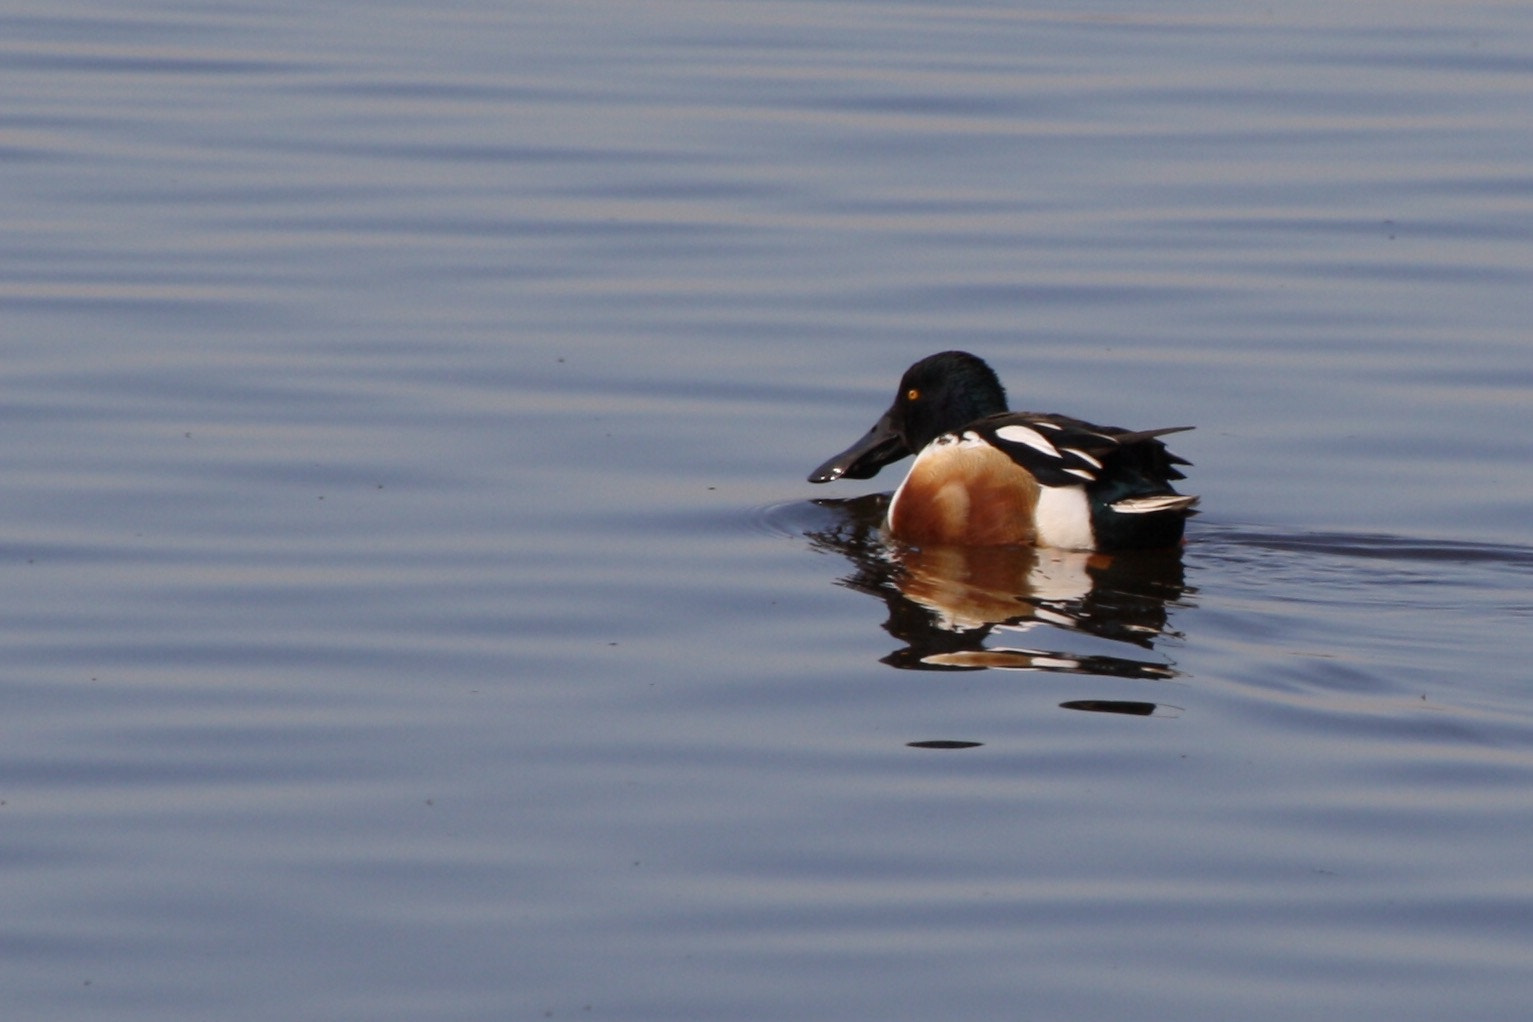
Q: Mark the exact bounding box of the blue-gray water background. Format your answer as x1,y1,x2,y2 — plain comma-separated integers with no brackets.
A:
5,2,1533,1019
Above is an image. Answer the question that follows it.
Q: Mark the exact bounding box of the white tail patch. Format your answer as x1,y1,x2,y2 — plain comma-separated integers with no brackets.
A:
1110,494,1200,515
994,424,1060,458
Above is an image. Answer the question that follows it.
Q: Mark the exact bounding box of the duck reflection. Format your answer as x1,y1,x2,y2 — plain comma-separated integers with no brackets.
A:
804,494,1191,713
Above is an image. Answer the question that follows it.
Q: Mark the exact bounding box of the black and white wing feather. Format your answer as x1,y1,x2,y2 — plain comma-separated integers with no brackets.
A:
968,412,1193,489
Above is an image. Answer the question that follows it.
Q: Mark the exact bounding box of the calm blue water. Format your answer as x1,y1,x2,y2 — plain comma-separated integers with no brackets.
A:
5,1,1533,1019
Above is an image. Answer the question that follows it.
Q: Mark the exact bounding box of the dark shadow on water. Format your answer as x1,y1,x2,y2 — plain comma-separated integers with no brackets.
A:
799,495,1193,702
903,702,1183,748
1060,699,1182,717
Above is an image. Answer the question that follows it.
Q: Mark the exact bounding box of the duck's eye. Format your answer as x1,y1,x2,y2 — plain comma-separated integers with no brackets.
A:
906,388,920,401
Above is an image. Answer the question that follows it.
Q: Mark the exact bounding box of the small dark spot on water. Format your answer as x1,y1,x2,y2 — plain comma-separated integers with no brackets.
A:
907,740,983,750
1060,700,1160,716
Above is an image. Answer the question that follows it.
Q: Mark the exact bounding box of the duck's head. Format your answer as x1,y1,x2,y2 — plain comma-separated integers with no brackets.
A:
808,351,1009,483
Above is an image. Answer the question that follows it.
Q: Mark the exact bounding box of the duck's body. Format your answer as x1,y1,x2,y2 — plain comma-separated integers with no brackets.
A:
808,351,1198,551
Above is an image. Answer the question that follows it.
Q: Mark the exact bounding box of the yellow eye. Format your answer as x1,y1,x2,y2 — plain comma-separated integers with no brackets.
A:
906,388,920,401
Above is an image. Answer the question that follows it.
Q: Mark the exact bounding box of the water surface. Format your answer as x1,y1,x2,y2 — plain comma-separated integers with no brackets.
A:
4,1,1533,1019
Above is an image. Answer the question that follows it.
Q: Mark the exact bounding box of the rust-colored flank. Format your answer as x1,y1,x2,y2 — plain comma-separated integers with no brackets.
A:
888,437,1040,546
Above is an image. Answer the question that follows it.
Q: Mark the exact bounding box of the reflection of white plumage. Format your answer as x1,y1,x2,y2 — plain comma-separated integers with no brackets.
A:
893,543,1097,632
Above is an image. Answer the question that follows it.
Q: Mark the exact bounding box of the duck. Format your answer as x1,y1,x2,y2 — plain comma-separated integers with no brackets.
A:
808,351,1198,551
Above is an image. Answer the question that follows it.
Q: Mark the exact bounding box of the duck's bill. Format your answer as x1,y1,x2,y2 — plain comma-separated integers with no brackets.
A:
807,411,908,482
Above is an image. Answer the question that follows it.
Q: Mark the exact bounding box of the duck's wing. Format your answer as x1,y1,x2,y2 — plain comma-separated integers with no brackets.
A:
968,412,1193,488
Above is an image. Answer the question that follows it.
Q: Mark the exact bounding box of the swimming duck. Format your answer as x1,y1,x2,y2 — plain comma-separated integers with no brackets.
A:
808,351,1198,550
